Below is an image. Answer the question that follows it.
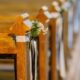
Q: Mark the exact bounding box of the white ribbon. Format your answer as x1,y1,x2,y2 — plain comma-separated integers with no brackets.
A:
23,19,32,28
44,11,61,23
34,41,38,80
61,1,71,11
52,1,61,12
68,7,73,48
51,12,60,18
16,36,30,42
44,11,52,19
56,16,63,70
60,41,66,79
56,16,66,79
42,6,48,11
21,13,29,19
28,49,33,80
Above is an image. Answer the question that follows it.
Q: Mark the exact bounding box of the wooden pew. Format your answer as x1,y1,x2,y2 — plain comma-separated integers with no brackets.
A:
48,4,60,80
49,17,57,80
36,5,60,80
9,13,31,80
49,1,69,79
36,6,49,80
0,1,78,80
0,33,17,80
49,2,67,79
57,0,78,70
56,0,73,71
0,13,30,80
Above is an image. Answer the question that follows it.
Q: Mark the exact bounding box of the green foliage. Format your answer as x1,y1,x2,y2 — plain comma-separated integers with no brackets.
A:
30,20,41,38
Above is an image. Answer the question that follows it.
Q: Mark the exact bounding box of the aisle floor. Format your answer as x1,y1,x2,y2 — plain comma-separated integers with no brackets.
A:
67,32,80,80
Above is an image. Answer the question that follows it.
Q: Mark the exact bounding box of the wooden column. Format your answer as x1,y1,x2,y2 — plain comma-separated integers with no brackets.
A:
36,8,49,80
58,0,69,69
62,11,69,69
10,15,31,80
48,7,57,80
48,3,61,80
38,32,47,80
49,18,57,80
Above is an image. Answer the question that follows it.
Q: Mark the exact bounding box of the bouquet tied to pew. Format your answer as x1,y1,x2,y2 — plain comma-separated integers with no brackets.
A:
30,20,48,38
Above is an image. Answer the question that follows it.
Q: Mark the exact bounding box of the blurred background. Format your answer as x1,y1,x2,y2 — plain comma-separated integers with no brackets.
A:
0,0,53,32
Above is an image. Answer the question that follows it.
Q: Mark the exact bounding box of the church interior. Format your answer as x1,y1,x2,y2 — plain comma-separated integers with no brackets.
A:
0,0,80,80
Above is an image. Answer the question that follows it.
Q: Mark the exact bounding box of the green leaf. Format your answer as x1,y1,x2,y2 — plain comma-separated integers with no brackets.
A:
30,20,41,38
